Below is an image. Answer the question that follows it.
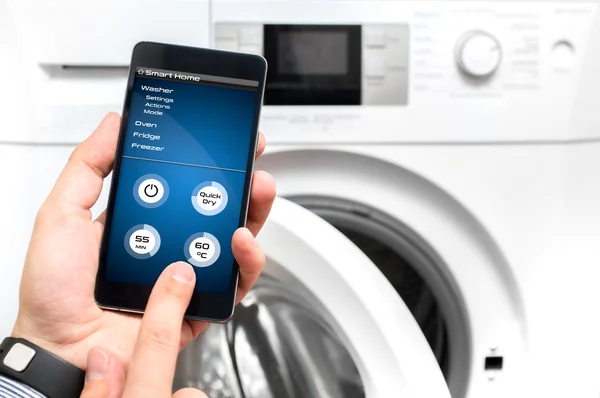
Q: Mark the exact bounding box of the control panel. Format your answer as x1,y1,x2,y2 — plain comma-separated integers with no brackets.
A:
215,24,264,55
211,1,600,142
215,23,410,105
362,25,409,105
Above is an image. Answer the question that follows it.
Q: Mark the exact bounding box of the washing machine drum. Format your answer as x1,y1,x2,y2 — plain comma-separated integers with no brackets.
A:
175,198,450,398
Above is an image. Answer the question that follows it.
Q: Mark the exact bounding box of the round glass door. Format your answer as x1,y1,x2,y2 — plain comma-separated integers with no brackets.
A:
175,274,364,398
175,197,451,398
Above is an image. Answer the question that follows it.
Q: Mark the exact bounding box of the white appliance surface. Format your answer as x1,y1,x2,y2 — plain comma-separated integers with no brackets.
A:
1,1,600,397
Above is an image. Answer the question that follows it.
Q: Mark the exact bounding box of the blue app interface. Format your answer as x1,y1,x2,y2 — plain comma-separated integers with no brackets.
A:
105,67,259,294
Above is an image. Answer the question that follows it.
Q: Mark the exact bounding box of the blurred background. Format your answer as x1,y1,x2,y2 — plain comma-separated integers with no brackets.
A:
2,1,600,397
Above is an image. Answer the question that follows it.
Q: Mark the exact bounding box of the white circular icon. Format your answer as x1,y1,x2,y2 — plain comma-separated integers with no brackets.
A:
185,232,221,267
197,185,224,210
124,224,161,259
191,181,228,216
190,237,216,262
138,178,164,204
129,229,156,255
134,174,169,208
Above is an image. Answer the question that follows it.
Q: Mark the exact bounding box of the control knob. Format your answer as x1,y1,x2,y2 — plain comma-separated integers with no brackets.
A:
455,31,502,78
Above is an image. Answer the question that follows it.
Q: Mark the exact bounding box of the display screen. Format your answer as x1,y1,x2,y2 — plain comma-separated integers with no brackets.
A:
264,25,361,105
104,67,259,294
278,31,348,75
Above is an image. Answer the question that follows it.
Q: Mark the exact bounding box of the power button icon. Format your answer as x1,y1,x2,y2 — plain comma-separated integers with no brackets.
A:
144,183,159,198
133,174,169,208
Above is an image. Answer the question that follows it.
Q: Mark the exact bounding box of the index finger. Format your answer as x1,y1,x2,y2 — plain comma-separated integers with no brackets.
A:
255,131,266,159
122,262,196,398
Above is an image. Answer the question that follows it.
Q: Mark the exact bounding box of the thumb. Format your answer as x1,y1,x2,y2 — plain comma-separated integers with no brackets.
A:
80,348,125,398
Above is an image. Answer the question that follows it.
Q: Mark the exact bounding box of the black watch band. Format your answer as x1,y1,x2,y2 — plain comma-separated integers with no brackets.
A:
0,337,85,398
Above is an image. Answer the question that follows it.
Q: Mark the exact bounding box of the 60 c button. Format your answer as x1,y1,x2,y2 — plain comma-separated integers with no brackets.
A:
184,232,221,267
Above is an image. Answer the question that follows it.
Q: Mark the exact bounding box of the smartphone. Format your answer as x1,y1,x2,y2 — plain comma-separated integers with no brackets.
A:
95,42,267,321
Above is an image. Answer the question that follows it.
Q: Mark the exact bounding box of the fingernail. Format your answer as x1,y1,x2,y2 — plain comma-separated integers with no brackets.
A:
86,349,109,383
171,262,195,284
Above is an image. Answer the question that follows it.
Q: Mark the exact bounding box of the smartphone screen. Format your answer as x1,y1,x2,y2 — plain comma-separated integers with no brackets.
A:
96,42,267,321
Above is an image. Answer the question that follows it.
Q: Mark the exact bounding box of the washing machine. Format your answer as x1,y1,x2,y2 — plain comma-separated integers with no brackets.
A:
2,1,600,398
180,1,600,397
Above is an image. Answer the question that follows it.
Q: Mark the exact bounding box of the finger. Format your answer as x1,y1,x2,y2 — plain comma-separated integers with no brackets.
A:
95,210,107,226
255,131,266,159
45,112,120,217
183,227,266,336
172,388,209,398
246,170,276,236
232,227,265,304
93,210,107,242
80,348,125,398
185,320,209,341
123,262,196,398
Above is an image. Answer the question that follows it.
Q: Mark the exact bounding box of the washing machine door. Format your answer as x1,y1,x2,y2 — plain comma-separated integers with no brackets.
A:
175,197,450,398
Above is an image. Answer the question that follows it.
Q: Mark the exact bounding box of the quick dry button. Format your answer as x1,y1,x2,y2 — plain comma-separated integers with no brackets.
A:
185,232,221,267
125,224,161,259
191,181,228,216
133,174,169,208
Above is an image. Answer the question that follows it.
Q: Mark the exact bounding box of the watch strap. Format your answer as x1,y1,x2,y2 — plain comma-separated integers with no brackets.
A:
0,337,85,398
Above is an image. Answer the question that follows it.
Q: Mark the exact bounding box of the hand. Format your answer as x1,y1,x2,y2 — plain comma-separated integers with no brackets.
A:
11,112,276,369
79,262,210,398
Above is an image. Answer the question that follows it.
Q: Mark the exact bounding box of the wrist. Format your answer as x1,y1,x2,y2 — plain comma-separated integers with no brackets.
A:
0,337,85,398
10,317,82,370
